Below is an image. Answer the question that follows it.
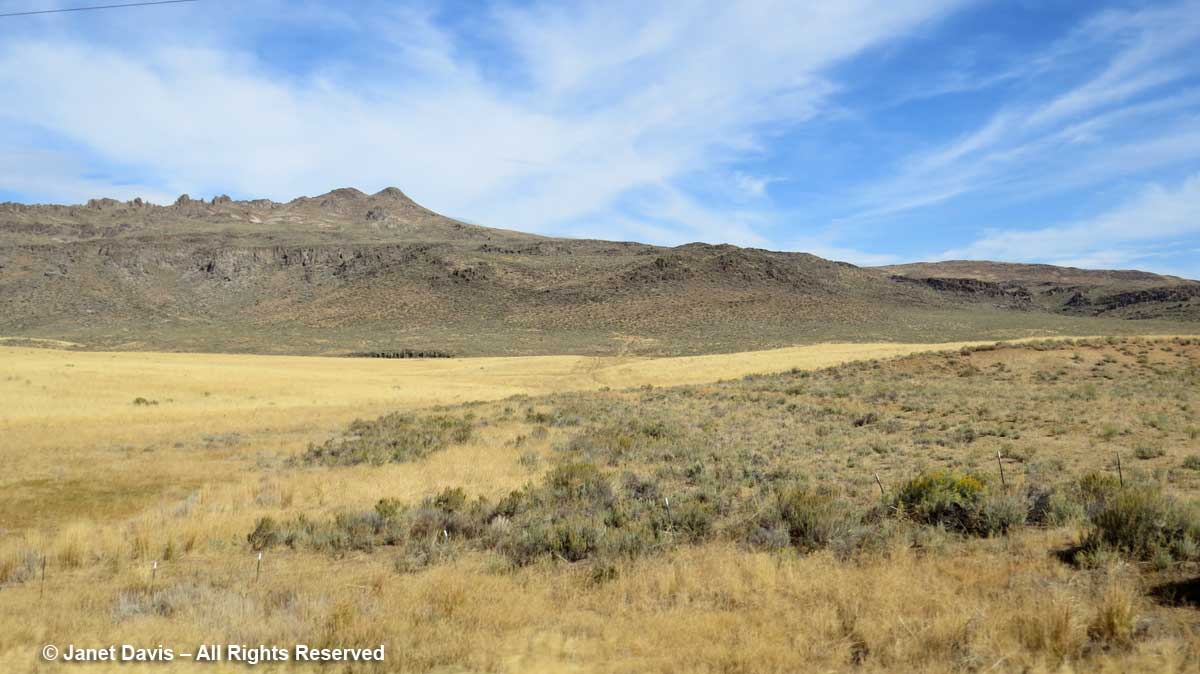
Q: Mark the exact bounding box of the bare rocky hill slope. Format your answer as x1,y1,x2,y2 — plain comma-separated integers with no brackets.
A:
1,188,1195,355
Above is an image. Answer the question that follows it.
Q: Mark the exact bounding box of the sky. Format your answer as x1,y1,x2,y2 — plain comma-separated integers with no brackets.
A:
0,0,1198,276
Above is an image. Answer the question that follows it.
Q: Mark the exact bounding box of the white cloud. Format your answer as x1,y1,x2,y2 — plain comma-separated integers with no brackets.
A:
802,246,902,267
0,0,964,242
849,0,1200,221
940,173,1200,270
733,172,775,198
0,146,175,205
783,234,902,266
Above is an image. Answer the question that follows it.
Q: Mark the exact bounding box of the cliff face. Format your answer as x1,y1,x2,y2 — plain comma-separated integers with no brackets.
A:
882,261,1200,321
890,275,1034,308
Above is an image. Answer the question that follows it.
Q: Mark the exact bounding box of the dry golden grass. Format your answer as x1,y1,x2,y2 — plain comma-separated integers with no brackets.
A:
5,337,1131,528
2,335,1199,673
3,536,1195,673
4,335,1171,452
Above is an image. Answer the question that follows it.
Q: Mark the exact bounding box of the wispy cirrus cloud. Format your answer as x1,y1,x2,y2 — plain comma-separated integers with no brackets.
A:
0,0,964,246
0,0,1196,275
848,0,1200,221
941,173,1200,276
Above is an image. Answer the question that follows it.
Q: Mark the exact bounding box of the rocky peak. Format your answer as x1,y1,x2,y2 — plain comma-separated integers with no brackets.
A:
374,187,412,201
373,187,421,211
319,187,367,201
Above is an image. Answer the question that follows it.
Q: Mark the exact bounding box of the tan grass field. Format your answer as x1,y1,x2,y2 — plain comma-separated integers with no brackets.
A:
2,335,1158,451
0,339,1057,461
1,340,1020,527
1,335,1198,673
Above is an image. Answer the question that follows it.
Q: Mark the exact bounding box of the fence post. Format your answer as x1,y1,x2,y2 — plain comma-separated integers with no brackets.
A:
874,472,886,500
996,451,1007,489
1116,452,1124,487
255,552,262,584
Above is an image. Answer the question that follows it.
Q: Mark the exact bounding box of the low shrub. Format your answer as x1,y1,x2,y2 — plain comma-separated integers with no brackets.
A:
1027,484,1085,526
250,462,692,567
504,514,606,564
975,492,1030,536
894,471,982,529
301,413,475,466
770,486,863,553
1076,472,1122,514
1080,484,1200,564
893,470,1025,536
545,462,613,503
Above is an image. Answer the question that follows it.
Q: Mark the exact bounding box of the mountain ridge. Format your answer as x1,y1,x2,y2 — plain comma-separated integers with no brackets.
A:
1,188,1196,355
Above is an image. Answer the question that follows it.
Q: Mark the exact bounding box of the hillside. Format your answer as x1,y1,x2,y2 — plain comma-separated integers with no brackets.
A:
881,260,1200,321
1,189,1196,355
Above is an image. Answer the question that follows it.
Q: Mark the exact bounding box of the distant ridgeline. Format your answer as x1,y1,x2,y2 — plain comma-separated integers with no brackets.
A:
344,349,453,359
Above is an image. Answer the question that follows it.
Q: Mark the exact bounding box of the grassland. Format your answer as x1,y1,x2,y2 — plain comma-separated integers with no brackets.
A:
2,338,1083,525
2,337,1199,672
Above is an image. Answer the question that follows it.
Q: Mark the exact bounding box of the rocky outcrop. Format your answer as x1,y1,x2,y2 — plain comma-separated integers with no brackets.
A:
1093,286,1200,311
890,275,1033,305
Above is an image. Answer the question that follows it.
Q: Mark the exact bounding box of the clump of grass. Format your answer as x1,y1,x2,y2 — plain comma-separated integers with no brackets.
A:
1012,599,1084,664
0,547,41,584
1087,584,1139,650
247,516,282,551
517,450,541,471
1181,455,1200,470
1133,445,1166,460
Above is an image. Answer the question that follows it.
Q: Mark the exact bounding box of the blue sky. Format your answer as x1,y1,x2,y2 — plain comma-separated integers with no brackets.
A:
1,1,1198,276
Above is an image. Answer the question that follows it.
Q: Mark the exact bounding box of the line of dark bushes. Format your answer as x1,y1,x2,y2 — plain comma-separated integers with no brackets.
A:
250,462,1200,575
345,350,453,359
299,413,475,466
